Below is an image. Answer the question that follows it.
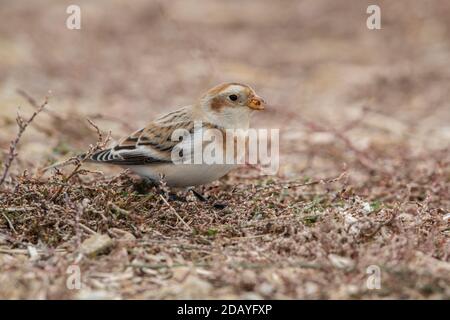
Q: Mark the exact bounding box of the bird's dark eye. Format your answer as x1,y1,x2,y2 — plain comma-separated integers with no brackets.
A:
229,94,238,101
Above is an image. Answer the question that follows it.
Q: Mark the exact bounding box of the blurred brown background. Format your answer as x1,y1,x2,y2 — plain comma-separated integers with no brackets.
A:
1,0,449,176
1,0,450,300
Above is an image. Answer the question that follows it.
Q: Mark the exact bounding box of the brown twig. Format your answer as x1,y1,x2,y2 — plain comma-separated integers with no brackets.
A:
257,171,347,192
50,118,111,201
281,170,348,189
17,89,62,120
159,194,192,231
0,211,17,233
0,93,49,187
86,117,105,142
87,113,135,131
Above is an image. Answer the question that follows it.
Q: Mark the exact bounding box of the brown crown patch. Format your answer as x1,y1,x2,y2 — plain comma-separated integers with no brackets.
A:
206,82,250,96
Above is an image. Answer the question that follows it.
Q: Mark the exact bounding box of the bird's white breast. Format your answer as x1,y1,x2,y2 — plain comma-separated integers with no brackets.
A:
128,163,236,187
124,114,249,187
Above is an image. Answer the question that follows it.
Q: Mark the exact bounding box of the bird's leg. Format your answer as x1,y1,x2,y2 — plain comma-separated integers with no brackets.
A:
147,174,185,202
188,187,227,209
157,184,187,202
190,188,208,202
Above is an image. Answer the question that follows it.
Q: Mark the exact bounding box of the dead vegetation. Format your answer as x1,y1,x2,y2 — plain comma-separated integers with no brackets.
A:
0,0,449,299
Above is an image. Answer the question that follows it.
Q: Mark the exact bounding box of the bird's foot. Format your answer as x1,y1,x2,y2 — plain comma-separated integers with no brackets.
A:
190,188,227,209
190,189,208,202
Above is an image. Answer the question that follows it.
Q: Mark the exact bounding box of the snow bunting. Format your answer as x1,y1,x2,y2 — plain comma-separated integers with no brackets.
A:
47,83,265,187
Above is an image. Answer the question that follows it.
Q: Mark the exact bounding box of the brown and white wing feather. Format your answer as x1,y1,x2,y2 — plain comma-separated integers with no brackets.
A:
87,107,195,166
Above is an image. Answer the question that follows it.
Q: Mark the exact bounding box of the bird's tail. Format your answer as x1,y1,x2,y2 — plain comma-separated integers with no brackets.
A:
40,146,120,174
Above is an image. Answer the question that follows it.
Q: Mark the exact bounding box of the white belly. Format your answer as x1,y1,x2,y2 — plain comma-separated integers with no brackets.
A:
127,163,236,187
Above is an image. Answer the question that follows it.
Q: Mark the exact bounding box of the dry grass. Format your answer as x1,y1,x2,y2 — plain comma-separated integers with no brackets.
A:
0,0,449,299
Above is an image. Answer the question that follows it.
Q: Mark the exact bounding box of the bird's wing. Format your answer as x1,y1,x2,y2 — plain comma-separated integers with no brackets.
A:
43,106,225,171
88,116,196,166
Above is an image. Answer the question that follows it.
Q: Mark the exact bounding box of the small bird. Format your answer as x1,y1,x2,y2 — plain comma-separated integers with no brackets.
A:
46,83,265,187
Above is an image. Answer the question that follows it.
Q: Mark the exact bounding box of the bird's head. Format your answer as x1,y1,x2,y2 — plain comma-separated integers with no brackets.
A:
198,83,266,128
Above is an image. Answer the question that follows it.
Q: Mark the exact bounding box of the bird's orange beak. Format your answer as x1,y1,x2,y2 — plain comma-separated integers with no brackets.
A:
247,95,265,110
